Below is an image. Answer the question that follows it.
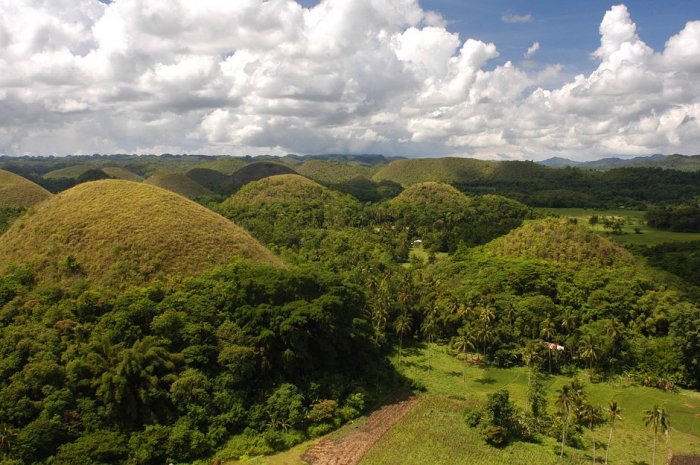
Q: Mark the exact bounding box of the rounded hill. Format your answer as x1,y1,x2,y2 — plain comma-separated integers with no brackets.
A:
101,166,141,181
389,182,471,208
220,174,361,246
43,164,92,179
0,170,51,207
198,157,248,175
143,173,213,198
485,217,635,269
296,160,370,184
372,158,494,186
185,168,229,193
0,180,283,288
221,162,297,192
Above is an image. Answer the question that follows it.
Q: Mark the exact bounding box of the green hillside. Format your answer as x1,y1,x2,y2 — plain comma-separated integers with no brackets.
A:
43,164,93,179
390,181,472,208
185,168,230,193
0,180,283,288
0,169,51,207
373,157,494,185
221,162,298,192
101,166,142,181
485,217,635,269
143,172,213,198
198,157,248,175
297,160,370,184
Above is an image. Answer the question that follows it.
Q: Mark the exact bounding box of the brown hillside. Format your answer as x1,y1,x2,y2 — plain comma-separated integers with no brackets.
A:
0,180,283,288
0,169,51,207
143,173,213,198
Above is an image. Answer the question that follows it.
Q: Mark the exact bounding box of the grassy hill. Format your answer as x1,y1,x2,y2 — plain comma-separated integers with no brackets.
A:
43,164,93,179
296,160,370,184
389,182,472,208
485,217,635,269
0,169,51,207
185,168,230,193
101,166,142,181
198,157,248,175
222,162,298,192
143,172,213,198
0,180,283,288
373,158,494,186
226,174,349,205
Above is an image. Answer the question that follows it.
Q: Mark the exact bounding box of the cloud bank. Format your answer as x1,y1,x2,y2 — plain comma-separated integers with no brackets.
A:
1,1,699,160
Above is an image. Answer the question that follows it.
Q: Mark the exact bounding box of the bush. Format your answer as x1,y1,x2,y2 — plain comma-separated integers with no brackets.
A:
481,425,508,447
464,407,484,428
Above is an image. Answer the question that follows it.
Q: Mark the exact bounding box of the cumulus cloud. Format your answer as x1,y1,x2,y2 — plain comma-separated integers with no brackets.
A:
0,1,700,160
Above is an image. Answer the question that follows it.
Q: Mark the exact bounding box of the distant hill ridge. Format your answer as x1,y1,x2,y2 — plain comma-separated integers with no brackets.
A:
538,154,700,171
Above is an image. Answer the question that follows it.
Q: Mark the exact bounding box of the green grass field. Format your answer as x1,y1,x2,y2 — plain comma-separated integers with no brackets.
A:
539,208,700,246
362,343,700,465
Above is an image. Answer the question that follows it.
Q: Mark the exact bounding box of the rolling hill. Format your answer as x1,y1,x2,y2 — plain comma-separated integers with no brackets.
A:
221,162,298,192
101,166,142,181
43,164,93,179
143,172,213,198
185,168,229,193
0,169,51,207
389,181,472,208
296,160,371,183
372,158,494,185
0,180,283,288
485,217,635,269
197,157,248,175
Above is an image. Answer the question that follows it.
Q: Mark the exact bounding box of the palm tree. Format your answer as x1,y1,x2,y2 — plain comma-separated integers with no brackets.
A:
644,405,670,465
561,307,576,335
556,378,585,458
578,402,603,464
540,317,556,373
605,400,623,465
579,334,599,372
421,307,438,373
607,318,622,366
394,313,412,366
474,321,494,360
452,328,475,382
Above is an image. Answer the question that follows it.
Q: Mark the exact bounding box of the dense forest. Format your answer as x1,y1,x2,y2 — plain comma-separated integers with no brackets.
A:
1,154,700,464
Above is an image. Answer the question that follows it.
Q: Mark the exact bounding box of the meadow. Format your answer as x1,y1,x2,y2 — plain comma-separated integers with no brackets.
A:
539,207,700,246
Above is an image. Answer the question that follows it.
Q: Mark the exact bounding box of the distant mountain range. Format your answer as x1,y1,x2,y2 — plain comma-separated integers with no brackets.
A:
537,154,700,171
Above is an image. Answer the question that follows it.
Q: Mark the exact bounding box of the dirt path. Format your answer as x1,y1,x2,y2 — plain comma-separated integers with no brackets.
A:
301,393,420,465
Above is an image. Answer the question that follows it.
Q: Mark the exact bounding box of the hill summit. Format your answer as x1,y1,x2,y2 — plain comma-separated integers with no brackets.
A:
0,180,283,288
0,169,51,207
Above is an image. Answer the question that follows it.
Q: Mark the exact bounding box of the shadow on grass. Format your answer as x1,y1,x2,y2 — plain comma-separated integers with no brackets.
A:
474,377,497,385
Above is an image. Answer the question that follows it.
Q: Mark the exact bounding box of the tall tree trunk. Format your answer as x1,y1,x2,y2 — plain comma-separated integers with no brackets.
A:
605,424,614,464
399,335,402,365
652,426,657,465
548,348,552,374
592,426,596,464
560,408,570,458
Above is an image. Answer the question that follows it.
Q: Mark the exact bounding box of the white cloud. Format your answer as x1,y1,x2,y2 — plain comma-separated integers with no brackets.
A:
1,1,700,160
502,13,532,24
525,42,540,58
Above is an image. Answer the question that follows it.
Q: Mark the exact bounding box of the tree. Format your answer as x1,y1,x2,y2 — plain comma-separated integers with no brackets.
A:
452,327,475,382
420,306,438,374
579,334,599,372
540,317,556,373
475,321,494,360
578,401,603,464
643,405,670,465
394,313,412,366
556,378,585,458
605,400,623,465
607,318,622,367
0,424,17,460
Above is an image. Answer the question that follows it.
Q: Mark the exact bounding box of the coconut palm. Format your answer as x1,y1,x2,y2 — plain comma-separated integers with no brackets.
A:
605,400,624,465
452,327,476,382
421,306,438,373
644,405,670,465
579,334,599,371
607,318,622,366
394,313,412,366
540,317,556,373
556,378,585,458
474,321,494,360
578,402,603,464
561,307,576,335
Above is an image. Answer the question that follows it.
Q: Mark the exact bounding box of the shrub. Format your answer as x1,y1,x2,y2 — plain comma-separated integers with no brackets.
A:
481,425,508,447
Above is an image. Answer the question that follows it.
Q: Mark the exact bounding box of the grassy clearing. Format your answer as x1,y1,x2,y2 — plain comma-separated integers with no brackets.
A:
539,207,700,246
366,343,700,465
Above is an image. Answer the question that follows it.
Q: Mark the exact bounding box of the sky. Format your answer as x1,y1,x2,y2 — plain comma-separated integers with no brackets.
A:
2,0,700,161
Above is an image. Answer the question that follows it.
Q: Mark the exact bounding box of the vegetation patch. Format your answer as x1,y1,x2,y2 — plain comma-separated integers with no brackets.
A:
143,172,213,198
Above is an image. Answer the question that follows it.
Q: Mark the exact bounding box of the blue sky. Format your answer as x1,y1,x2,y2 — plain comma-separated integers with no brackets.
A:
3,0,700,160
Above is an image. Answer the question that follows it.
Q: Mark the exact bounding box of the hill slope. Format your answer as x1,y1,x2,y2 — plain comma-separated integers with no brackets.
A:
0,180,283,288
297,160,370,184
143,173,213,198
101,166,142,181
0,169,51,207
485,217,634,269
373,158,494,185
43,164,93,179
222,162,298,192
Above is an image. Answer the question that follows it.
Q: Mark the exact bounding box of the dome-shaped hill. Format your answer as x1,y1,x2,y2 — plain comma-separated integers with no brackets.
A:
198,157,248,175
0,170,51,207
221,162,297,192
389,182,472,208
372,158,495,186
485,218,635,269
101,166,141,182
0,180,283,288
186,168,229,192
296,160,370,184
143,173,213,198
220,175,361,246
44,165,92,179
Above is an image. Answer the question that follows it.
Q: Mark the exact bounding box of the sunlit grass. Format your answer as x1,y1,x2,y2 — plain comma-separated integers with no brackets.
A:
0,169,51,207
